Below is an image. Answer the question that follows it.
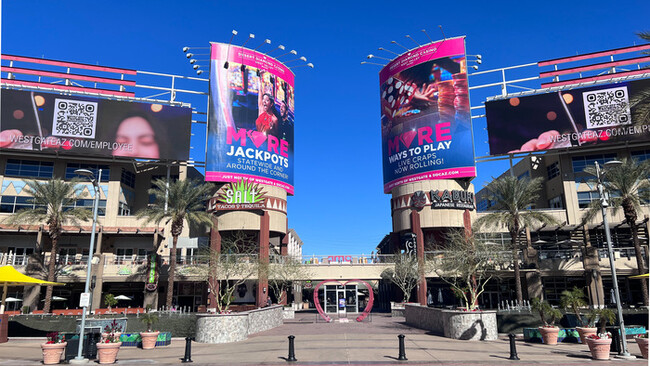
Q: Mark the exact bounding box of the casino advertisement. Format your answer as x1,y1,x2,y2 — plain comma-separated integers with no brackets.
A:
0,89,192,160
380,37,476,193
485,78,650,156
205,42,295,195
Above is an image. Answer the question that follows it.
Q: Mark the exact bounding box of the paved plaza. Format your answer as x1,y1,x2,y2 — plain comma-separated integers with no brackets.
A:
0,312,647,365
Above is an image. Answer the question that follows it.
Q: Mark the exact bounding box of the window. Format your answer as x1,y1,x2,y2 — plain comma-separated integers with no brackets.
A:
5,159,54,178
65,163,109,181
115,248,134,264
577,191,600,208
120,168,136,188
1,196,36,213
517,171,530,181
63,198,107,216
631,149,650,162
118,202,131,216
548,195,564,209
58,248,77,265
547,162,560,180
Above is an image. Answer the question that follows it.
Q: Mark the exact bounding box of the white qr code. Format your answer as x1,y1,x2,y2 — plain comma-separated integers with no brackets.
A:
582,86,631,129
52,98,98,138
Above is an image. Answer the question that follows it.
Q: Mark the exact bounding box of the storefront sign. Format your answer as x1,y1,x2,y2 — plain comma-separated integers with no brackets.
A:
411,189,475,210
207,179,266,211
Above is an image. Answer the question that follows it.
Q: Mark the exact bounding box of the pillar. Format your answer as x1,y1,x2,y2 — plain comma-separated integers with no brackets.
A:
582,225,604,308
207,217,221,311
91,254,105,311
257,211,270,307
523,227,543,300
410,209,427,306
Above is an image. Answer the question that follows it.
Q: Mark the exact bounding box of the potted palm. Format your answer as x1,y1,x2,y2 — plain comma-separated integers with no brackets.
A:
531,298,562,345
560,287,595,344
96,331,122,364
41,332,66,365
139,311,160,350
585,308,615,360
635,333,648,359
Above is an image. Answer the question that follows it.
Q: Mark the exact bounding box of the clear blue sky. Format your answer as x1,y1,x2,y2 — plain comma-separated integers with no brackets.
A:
2,0,649,256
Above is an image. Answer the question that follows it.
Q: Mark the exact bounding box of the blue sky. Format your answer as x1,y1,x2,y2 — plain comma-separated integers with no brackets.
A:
2,0,649,256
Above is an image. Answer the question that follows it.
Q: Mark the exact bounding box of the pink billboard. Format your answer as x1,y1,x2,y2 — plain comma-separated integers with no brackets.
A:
206,43,295,194
379,37,476,193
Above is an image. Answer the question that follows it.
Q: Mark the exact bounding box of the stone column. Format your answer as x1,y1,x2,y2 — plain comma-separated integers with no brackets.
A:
523,227,543,300
91,254,105,311
410,209,427,306
581,225,604,307
257,211,270,307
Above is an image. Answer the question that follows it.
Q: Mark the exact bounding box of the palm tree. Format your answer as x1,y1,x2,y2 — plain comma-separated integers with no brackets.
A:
581,158,650,305
3,179,91,313
474,175,559,304
137,178,214,308
560,287,588,327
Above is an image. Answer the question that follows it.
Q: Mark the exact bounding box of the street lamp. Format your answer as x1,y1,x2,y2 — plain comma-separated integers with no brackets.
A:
594,160,631,357
71,168,101,363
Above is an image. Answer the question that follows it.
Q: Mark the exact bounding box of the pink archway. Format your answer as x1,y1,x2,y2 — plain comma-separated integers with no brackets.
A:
312,279,374,322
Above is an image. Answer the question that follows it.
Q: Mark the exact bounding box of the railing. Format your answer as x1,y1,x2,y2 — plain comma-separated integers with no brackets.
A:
598,246,646,260
538,249,582,261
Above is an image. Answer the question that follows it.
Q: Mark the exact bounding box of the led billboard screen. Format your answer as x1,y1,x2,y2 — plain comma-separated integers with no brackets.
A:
485,78,650,155
379,37,476,193
0,89,192,160
205,43,295,194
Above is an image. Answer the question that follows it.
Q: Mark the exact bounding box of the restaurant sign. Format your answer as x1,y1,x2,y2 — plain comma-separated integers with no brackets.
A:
411,189,475,210
208,179,267,211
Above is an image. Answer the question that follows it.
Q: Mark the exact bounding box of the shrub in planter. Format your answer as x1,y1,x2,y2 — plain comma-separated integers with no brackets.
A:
586,333,612,360
96,332,122,364
140,311,160,350
531,298,562,345
102,319,123,342
635,333,648,359
41,332,66,365
104,293,118,313
560,287,595,344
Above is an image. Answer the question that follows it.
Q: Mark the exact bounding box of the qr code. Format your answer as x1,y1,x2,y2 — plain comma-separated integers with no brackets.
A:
582,86,631,129
52,98,98,138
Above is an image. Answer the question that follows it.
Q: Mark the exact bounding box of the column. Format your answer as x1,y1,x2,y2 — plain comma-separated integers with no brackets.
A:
257,211,270,307
523,227,543,300
207,217,221,311
410,209,427,306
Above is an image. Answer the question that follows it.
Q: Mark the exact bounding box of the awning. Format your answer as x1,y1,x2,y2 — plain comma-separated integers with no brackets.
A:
0,265,64,314
629,273,649,279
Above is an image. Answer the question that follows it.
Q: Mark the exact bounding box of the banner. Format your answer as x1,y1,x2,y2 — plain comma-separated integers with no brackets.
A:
206,43,295,194
379,37,476,193
0,89,192,160
485,78,650,155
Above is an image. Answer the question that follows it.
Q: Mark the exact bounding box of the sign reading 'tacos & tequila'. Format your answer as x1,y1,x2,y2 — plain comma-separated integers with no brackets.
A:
207,179,267,212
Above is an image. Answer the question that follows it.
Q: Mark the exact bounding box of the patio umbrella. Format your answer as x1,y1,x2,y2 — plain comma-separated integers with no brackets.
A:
41,296,67,302
629,273,649,279
4,297,22,302
114,295,132,301
0,265,64,314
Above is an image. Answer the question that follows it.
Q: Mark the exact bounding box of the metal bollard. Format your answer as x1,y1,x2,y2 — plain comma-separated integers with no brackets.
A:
398,334,408,361
508,333,520,360
181,336,194,363
287,335,297,362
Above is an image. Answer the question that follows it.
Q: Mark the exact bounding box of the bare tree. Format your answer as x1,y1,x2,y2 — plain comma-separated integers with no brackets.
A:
265,255,312,305
430,230,508,310
380,253,421,303
191,231,259,313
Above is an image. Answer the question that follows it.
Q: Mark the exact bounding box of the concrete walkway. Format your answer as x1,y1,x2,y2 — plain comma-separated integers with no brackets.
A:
0,311,646,365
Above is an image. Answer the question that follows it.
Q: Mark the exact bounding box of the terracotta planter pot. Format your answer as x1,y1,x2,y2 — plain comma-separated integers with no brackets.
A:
96,342,122,364
41,342,66,365
576,327,597,344
636,337,649,359
587,338,612,360
538,327,560,345
140,331,160,350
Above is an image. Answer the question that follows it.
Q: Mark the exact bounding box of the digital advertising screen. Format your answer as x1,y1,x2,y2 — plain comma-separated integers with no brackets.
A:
485,78,650,155
205,43,295,195
0,89,192,160
379,37,476,193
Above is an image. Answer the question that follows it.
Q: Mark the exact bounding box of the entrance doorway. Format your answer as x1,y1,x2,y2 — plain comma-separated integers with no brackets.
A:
321,284,358,313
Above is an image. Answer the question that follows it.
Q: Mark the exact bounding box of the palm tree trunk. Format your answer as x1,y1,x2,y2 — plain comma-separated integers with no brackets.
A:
44,237,58,314
166,235,178,308
630,222,649,305
511,229,523,305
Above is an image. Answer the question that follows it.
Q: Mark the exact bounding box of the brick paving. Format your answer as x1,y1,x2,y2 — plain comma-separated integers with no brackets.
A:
0,311,647,365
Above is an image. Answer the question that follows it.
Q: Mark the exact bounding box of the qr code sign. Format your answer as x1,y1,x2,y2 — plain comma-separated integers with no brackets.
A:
582,86,631,129
52,98,98,138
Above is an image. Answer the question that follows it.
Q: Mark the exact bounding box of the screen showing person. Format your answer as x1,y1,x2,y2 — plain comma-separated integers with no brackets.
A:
256,93,279,136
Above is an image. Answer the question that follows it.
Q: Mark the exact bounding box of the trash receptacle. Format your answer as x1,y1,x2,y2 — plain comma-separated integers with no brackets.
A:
63,329,101,361
606,326,622,354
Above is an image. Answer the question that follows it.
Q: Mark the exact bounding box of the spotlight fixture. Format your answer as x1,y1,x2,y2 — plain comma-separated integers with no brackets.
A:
390,40,410,51
196,70,203,75
189,59,196,64
193,65,200,70
378,47,400,56
186,53,193,59
368,54,391,61
182,47,190,52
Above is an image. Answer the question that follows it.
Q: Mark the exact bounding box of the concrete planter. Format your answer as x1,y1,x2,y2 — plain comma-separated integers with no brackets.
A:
140,331,159,350
196,305,283,344
539,327,560,345
41,342,66,365
636,337,648,359
586,337,611,360
576,327,597,345
404,304,497,340
96,341,122,364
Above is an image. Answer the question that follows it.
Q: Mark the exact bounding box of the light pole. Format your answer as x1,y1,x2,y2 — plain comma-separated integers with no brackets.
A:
594,160,630,357
72,169,101,363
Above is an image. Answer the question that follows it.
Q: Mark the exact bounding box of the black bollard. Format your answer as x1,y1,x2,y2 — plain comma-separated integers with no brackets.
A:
181,336,194,363
287,335,297,362
398,334,408,361
508,333,520,360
